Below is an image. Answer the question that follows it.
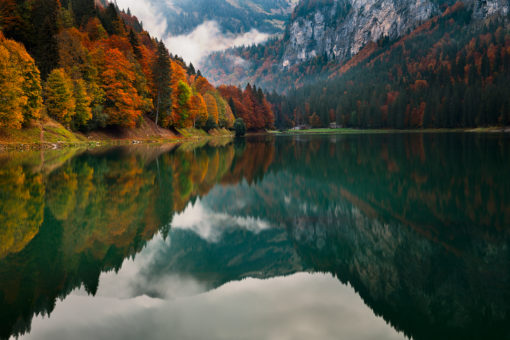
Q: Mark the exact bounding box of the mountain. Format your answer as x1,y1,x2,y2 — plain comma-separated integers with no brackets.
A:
131,0,299,35
202,0,510,130
202,0,510,90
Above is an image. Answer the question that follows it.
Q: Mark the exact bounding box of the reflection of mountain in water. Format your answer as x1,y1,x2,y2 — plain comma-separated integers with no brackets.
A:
1,134,509,340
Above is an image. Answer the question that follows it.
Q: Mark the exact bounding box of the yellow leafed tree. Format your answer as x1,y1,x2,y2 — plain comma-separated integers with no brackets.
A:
0,33,42,128
169,60,188,127
204,92,219,124
44,68,76,126
190,93,208,128
73,78,92,128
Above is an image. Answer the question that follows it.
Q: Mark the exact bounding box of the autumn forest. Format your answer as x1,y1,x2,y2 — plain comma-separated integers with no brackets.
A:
0,0,275,136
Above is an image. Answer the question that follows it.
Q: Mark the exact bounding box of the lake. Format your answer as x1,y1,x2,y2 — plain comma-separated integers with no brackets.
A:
1,133,509,340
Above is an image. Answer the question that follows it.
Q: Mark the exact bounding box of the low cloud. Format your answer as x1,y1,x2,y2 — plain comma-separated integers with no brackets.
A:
164,21,270,66
116,1,271,67
116,0,168,39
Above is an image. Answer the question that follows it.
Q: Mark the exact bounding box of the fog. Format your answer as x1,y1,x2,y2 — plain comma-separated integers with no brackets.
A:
116,0,270,66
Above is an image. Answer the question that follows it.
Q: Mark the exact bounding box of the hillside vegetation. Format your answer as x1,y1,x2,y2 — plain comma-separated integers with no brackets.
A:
0,0,275,144
270,5,510,129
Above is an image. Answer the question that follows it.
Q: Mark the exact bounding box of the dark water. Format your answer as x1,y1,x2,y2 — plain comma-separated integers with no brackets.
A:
1,133,509,340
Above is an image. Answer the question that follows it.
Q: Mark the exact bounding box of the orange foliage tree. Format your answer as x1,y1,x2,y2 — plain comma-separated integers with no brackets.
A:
84,18,108,41
190,93,208,128
193,75,215,95
168,60,188,126
97,48,143,127
218,84,274,130
56,28,92,79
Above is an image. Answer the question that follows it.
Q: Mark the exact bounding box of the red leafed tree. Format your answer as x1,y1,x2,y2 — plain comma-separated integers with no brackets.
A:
194,75,215,95
99,48,143,127
218,84,274,130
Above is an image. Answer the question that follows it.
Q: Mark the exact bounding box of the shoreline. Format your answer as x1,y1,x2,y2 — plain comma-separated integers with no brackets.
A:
0,116,234,152
268,127,510,135
3,126,509,152
0,134,235,152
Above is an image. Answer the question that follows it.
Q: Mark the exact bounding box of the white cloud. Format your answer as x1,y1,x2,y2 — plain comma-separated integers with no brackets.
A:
116,0,168,39
116,2,271,66
164,21,270,66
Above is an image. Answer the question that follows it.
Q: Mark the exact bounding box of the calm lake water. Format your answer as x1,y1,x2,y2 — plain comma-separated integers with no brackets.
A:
1,133,509,340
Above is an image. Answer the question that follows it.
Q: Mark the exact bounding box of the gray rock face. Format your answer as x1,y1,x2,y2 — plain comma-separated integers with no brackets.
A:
281,0,509,68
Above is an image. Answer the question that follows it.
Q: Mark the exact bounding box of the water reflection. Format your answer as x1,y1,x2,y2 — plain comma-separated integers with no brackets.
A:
1,133,509,340
25,273,404,340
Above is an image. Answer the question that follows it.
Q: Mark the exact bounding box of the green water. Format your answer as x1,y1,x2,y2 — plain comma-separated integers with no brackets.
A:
0,133,509,340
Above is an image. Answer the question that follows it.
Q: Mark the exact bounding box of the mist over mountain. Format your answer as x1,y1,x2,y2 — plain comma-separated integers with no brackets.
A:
147,0,299,35
116,0,298,65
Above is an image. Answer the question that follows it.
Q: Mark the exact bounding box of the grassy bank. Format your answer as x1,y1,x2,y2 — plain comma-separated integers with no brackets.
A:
0,116,234,151
0,119,87,151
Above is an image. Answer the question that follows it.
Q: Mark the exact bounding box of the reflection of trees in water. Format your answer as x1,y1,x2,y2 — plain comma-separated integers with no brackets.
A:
270,133,510,236
0,141,274,339
0,134,509,340
288,133,509,340
179,133,510,340
0,166,44,259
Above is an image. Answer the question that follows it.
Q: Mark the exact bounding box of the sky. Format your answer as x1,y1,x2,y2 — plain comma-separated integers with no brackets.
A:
115,0,270,66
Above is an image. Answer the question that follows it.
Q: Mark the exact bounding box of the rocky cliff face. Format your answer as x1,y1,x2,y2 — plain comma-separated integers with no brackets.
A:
281,0,509,68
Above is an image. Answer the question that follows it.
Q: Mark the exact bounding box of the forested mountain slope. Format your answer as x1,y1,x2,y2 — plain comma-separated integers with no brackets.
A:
269,5,510,129
204,0,509,92
0,0,275,136
202,0,510,129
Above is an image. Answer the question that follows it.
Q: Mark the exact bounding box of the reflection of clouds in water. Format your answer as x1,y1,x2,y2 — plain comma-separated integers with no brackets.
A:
93,234,207,300
23,273,406,340
83,198,275,301
172,199,272,242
